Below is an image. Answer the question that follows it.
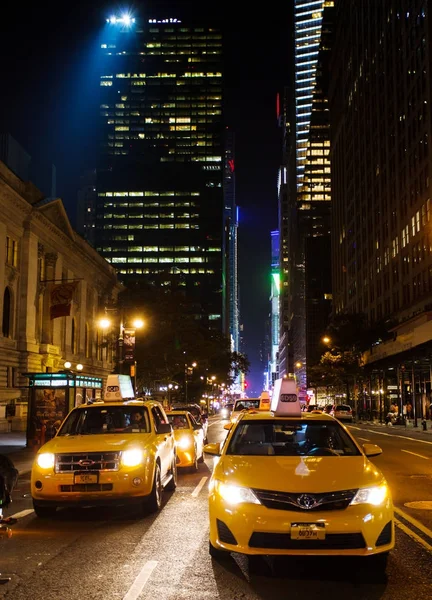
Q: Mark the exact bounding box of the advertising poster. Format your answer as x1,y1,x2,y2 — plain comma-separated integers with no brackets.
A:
28,388,67,448
123,327,136,363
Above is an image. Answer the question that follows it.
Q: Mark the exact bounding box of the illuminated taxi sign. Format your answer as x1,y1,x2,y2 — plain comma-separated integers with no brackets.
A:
271,377,301,417
104,374,134,401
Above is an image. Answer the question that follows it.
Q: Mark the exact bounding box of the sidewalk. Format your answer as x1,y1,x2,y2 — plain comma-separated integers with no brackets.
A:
0,432,35,475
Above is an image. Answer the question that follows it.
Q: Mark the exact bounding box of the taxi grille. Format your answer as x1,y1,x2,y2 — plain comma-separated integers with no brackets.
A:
55,453,120,473
249,532,366,550
59,484,114,492
252,488,358,512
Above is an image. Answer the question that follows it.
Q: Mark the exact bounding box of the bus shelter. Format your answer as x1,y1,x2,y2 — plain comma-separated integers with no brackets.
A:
23,372,103,449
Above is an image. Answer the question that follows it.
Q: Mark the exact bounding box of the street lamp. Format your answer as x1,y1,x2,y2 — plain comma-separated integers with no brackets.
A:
184,361,197,403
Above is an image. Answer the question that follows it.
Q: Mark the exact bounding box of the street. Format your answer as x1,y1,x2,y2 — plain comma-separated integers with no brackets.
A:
1,418,432,600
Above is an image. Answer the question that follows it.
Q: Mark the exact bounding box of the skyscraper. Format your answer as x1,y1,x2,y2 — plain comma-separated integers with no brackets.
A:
95,13,226,330
279,1,334,392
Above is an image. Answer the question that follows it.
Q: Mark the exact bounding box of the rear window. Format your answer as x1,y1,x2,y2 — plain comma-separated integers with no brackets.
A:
335,405,351,412
234,399,260,411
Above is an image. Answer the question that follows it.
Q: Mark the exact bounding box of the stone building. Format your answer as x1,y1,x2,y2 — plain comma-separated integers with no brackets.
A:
0,160,123,432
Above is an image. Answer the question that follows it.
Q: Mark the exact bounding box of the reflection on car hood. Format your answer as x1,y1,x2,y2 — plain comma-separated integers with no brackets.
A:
216,455,383,493
38,435,147,453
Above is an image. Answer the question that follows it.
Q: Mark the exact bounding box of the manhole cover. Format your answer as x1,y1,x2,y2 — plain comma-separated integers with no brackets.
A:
404,501,432,510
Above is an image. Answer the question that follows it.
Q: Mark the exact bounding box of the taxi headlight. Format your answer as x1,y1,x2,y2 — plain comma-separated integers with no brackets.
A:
177,435,193,450
37,453,55,469
350,484,388,506
122,449,144,467
215,480,261,506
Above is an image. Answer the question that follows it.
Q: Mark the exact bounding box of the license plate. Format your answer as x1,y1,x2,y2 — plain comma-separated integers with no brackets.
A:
74,472,98,484
290,523,326,540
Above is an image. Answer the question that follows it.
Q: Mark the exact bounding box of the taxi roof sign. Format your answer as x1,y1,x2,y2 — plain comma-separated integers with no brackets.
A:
104,374,134,401
271,377,301,417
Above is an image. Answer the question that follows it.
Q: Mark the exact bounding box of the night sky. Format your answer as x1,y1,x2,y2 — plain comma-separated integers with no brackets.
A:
0,2,290,395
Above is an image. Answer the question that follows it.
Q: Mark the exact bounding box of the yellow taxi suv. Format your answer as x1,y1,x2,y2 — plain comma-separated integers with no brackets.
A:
205,378,394,571
166,410,205,472
31,399,177,518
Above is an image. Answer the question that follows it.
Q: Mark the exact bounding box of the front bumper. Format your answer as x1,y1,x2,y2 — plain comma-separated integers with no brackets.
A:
31,461,154,507
176,448,196,468
209,496,394,556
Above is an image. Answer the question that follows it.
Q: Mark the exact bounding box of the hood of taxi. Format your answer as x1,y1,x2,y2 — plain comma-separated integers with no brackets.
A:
38,435,148,454
216,455,384,493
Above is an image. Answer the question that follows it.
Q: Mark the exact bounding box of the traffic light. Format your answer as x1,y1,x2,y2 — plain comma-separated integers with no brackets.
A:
244,381,249,390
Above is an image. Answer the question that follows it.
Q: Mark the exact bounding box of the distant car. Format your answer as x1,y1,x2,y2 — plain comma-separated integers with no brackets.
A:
230,398,261,424
171,404,208,442
332,404,353,423
220,404,234,420
166,411,205,472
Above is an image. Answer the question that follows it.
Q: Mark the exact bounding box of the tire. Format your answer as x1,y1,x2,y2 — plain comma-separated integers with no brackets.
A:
209,540,230,560
33,502,57,518
165,455,177,491
369,553,389,572
144,463,162,514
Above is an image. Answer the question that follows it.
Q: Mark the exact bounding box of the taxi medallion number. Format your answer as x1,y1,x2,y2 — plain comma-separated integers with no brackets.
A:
290,523,326,540
74,472,98,484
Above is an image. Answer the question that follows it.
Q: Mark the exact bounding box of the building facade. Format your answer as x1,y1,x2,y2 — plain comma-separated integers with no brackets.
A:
94,14,227,332
278,1,334,392
0,161,122,432
330,1,432,420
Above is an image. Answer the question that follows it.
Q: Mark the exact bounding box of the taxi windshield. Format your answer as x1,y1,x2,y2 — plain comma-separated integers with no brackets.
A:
57,406,151,435
227,420,361,457
167,414,189,430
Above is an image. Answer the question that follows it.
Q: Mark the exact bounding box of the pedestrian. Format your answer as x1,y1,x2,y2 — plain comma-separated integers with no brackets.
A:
405,402,413,421
0,455,18,509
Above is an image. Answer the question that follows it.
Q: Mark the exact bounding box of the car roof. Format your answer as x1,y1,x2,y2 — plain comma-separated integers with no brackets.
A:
166,410,190,415
80,399,160,409
237,410,335,423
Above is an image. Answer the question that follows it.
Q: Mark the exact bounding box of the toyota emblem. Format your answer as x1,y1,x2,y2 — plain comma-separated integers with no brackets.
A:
297,494,317,510
79,460,95,466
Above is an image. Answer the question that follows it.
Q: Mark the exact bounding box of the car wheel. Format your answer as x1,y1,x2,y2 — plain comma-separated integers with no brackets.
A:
33,502,57,518
165,455,177,491
144,463,162,514
209,540,230,560
368,553,389,571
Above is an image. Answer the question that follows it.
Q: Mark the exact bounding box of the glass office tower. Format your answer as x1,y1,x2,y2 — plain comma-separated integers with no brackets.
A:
95,15,224,328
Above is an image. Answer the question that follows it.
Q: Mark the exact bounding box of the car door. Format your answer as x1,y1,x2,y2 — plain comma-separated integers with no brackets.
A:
151,405,174,476
188,413,204,455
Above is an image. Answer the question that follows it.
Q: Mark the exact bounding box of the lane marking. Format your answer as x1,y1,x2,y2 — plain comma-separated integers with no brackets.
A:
123,560,158,600
401,449,429,460
361,428,432,445
191,476,208,497
395,518,432,553
394,506,432,541
349,426,362,431
358,437,371,442
10,509,34,519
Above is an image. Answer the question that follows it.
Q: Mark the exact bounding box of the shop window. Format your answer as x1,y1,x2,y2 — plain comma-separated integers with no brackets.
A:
2,287,11,337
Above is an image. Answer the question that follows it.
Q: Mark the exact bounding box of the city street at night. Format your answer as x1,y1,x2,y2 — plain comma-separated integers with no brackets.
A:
1,416,432,600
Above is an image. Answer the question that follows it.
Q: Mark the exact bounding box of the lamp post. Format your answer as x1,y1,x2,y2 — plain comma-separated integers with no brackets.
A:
99,315,144,389
379,388,384,423
184,361,197,403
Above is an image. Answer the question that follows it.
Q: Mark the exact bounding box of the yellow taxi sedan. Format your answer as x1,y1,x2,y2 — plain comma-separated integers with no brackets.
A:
166,411,205,472
204,395,394,571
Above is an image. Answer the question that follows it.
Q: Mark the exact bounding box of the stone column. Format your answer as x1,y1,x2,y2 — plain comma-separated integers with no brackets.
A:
41,252,58,344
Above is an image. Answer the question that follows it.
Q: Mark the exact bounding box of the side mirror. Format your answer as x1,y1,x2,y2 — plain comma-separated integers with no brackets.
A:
362,443,382,457
158,422,173,435
223,422,232,430
204,442,221,456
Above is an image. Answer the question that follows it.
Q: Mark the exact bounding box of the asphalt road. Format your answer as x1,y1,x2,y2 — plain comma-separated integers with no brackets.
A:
1,418,432,600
